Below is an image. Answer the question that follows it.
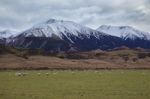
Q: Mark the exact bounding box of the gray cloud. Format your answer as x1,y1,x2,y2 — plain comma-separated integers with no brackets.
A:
0,0,149,32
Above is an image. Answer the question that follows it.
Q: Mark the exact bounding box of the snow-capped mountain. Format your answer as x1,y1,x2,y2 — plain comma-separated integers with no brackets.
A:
0,30,19,44
0,30,17,39
20,19,109,43
97,25,150,40
97,25,150,49
2,19,150,51
24,19,93,37
11,19,123,51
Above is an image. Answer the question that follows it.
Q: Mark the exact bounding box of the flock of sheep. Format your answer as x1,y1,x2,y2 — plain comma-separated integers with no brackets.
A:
15,72,52,76
15,71,104,76
15,71,77,76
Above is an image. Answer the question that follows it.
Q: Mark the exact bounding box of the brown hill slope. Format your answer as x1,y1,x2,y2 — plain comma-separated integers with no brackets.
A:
0,45,150,70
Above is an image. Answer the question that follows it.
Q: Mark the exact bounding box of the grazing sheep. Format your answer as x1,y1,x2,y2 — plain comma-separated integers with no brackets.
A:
37,73,41,76
46,73,49,76
15,72,22,76
71,72,75,75
15,72,28,76
22,72,28,76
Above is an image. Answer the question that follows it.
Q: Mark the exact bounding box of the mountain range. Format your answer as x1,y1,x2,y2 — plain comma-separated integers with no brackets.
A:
0,19,150,52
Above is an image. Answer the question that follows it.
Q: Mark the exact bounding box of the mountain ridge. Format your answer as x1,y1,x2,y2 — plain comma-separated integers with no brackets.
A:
8,19,123,51
97,25,150,40
0,19,150,51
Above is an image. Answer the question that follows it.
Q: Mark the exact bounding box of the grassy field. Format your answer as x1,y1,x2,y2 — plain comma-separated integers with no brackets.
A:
0,70,150,99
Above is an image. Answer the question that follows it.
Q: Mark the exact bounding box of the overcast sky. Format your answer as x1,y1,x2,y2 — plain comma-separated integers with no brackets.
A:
0,0,150,32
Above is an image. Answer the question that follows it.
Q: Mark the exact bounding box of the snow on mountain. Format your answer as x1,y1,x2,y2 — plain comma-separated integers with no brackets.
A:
21,19,106,43
0,30,22,44
97,25,150,40
0,30,17,39
1,20,150,50
10,19,123,51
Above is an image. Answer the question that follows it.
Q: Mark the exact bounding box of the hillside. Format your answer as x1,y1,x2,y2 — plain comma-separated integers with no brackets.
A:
0,45,150,70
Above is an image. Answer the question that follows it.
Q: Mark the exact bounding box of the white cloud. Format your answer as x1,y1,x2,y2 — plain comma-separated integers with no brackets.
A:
0,0,149,32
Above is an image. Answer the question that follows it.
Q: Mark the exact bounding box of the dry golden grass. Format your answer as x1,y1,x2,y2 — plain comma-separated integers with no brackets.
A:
0,45,150,70
0,50,150,70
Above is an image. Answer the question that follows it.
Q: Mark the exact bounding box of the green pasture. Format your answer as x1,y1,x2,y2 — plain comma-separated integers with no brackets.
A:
0,70,150,99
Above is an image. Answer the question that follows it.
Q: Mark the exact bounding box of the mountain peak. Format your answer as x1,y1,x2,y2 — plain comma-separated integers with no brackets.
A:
21,19,106,43
0,30,18,39
97,25,150,40
46,19,59,24
45,19,65,24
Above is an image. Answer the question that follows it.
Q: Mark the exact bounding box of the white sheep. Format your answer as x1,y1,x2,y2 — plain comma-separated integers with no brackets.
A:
15,72,22,76
71,71,75,74
37,73,41,76
15,72,28,76
46,73,49,76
